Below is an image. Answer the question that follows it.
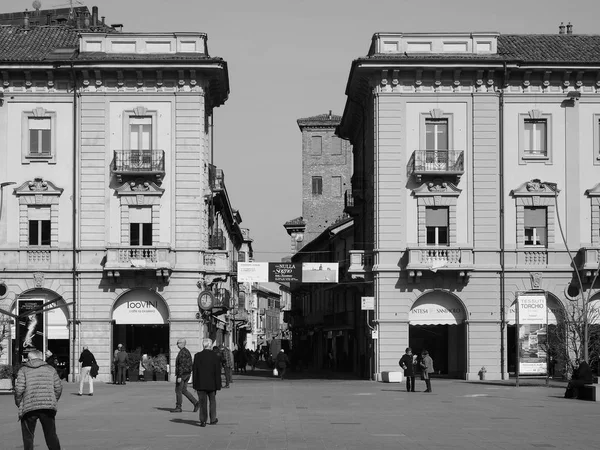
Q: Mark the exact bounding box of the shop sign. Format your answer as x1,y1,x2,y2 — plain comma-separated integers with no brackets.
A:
408,296,466,325
517,292,547,324
237,262,269,282
113,296,168,325
361,297,374,310
516,291,547,376
237,262,339,283
269,262,302,283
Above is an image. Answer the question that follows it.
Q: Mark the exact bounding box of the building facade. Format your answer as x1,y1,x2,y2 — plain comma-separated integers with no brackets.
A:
0,13,240,382
339,30,600,380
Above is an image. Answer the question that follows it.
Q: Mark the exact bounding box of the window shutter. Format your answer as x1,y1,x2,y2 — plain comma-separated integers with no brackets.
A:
426,207,448,227
129,206,152,223
524,208,546,227
28,206,51,221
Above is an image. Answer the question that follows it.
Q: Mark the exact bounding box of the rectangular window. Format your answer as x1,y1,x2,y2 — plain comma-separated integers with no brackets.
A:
426,207,449,245
332,176,342,197
29,117,51,156
331,137,342,155
28,206,51,246
311,136,322,155
524,207,547,246
129,206,152,246
239,251,246,262
523,119,547,156
130,117,152,150
425,119,448,151
312,176,323,195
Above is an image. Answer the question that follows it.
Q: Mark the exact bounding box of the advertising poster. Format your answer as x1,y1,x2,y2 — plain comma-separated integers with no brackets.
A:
237,262,269,282
268,262,302,283
517,292,547,375
301,262,339,283
18,299,44,361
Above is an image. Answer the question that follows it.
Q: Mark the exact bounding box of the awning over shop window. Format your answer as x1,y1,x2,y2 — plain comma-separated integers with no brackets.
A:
409,293,466,325
112,289,168,325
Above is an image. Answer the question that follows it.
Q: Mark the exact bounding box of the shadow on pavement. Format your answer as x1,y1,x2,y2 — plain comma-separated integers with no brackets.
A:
170,418,200,427
155,407,174,412
233,368,363,381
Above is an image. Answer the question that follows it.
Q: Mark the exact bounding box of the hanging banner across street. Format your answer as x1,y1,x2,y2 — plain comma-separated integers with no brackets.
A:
237,262,339,283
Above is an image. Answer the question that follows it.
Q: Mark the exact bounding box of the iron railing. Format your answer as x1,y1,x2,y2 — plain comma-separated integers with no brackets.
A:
112,150,165,174
409,150,464,176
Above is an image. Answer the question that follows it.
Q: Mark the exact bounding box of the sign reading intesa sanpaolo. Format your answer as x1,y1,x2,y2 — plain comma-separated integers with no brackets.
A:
237,262,338,283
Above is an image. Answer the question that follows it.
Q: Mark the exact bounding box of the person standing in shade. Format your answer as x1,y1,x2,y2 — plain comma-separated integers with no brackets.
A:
112,344,122,384
565,360,594,399
275,349,290,380
78,346,96,396
220,344,234,388
115,346,129,385
14,349,63,450
420,350,434,393
399,347,416,392
171,339,199,413
192,338,221,427
45,350,58,370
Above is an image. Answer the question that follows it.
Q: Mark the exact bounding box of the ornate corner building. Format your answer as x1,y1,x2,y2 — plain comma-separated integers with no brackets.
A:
338,30,600,380
0,6,249,382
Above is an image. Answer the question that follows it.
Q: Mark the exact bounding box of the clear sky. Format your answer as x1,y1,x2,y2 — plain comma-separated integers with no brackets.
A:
4,0,599,261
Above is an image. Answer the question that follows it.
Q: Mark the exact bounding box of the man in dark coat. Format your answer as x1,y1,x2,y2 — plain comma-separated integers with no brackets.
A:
565,360,594,398
115,347,129,385
78,346,96,396
172,338,199,413
275,349,290,380
192,338,222,427
14,349,63,450
399,347,416,392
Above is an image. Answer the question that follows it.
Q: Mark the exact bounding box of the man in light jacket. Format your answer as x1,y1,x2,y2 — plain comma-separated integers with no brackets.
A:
14,349,63,450
420,350,435,393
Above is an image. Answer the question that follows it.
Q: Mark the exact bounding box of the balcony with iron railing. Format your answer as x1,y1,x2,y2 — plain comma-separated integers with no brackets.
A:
208,164,225,191
348,250,373,279
344,189,361,216
408,150,464,182
104,244,172,281
112,150,165,182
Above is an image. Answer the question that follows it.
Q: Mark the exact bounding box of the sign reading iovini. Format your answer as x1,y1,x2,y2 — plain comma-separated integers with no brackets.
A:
237,262,339,283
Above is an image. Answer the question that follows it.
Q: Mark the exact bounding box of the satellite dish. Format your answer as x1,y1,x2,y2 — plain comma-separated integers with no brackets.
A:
32,0,41,11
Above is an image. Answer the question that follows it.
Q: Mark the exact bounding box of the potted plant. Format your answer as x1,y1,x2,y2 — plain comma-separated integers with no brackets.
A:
144,356,155,381
0,364,12,390
128,352,141,382
153,354,168,381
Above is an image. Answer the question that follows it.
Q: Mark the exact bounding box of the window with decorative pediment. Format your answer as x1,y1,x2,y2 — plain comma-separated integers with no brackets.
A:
511,179,558,248
412,179,461,245
519,110,553,164
594,115,600,166
22,107,57,164
14,178,63,248
114,179,163,245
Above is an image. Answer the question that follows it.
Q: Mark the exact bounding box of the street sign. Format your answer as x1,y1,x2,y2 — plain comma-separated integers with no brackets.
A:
361,297,374,310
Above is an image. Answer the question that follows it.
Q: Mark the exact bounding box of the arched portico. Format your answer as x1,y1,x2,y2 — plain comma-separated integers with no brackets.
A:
111,289,170,380
409,290,467,378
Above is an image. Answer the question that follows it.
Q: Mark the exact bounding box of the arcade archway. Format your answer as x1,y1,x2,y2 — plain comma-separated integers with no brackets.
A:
409,290,467,377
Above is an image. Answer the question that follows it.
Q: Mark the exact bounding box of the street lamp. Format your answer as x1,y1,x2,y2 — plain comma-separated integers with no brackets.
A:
0,181,16,221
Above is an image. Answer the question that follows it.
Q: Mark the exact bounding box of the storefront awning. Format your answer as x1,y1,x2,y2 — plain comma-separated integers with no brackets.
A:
409,293,466,325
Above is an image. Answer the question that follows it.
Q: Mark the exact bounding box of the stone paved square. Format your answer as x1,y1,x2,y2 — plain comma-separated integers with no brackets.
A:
1,373,599,450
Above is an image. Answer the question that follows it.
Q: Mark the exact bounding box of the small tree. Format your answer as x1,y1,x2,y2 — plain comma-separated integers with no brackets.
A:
0,315,9,360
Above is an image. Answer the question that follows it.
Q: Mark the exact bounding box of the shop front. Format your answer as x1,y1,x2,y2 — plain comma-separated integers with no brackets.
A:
408,291,467,377
111,289,170,380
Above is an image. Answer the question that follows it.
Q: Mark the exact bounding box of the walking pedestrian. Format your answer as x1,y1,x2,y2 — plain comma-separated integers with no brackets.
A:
275,349,290,380
14,349,63,450
220,344,234,388
171,339,199,413
192,338,221,427
78,346,96,396
420,350,434,393
399,347,416,392
115,346,129,385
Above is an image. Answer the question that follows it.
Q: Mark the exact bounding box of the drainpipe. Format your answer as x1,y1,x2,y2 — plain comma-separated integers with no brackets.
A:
71,64,78,382
499,63,507,380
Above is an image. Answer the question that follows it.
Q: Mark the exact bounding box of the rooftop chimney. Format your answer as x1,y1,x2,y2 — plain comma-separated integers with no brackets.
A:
329,110,332,119
92,6,98,27
559,22,565,34
46,13,51,26
23,9,30,30
566,22,573,34
84,11,90,28
101,16,105,25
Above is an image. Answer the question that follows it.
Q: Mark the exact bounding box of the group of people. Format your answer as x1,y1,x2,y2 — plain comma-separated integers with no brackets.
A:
171,338,232,427
399,347,435,393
